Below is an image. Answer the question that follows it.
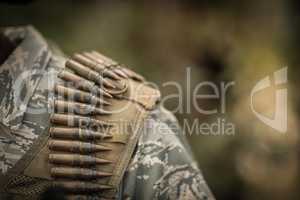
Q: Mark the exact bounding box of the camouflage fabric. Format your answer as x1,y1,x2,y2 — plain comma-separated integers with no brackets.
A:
0,26,214,199
0,26,52,173
121,106,214,200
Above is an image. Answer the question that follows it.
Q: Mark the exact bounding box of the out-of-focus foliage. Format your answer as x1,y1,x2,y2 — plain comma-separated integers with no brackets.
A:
1,0,299,199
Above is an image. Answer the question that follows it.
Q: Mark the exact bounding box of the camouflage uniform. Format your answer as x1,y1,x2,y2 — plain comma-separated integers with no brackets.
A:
0,26,214,200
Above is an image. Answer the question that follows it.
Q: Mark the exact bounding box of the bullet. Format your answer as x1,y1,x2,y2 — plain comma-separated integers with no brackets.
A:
48,140,112,153
103,68,122,80
66,60,116,89
51,167,112,179
82,52,125,78
49,127,112,140
50,113,113,127
53,181,113,192
84,52,130,79
58,70,113,98
121,67,145,82
83,52,106,66
49,154,111,166
73,53,105,70
89,51,144,81
54,99,111,115
113,68,130,79
55,84,111,106
91,51,117,65
73,53,121,80
58,70,94,91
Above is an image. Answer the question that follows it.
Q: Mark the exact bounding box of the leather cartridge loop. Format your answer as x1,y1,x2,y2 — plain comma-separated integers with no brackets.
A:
21,51,160,199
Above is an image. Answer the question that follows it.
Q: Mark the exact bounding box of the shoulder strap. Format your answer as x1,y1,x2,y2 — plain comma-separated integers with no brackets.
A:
14,51,160,199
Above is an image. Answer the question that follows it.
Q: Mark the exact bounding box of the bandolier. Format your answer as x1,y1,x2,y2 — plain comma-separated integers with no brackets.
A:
0,26,215,200
0,45,160,199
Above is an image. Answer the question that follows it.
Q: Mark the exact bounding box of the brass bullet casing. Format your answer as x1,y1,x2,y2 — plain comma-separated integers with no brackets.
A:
86,52,129,79
48,140,112,153
113,67,130,79
66,59,116,89
49,127,112,140
54,99,111,115
58,70,93,89
71,54,128,96
49,154,111,166
73,53,105,70
121,67,145,82
51,167,112,179
73,53,121,80
81,53,107,69
89,51,145,81
53,181,113,193
91,51,117,66
50,113,113,127
55,84,111,106
58,70,112,98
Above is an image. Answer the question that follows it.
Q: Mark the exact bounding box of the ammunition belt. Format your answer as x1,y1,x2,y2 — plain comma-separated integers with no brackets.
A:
0,50,159,200
46,51,159,199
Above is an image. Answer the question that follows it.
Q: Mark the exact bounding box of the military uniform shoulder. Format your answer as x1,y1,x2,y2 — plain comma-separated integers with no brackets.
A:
47,51,161,199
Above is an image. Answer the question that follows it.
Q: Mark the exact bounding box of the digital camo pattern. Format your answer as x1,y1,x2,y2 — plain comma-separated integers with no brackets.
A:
0,26,214,199
0,26,52,174
0,26,50,128
121,106,215,200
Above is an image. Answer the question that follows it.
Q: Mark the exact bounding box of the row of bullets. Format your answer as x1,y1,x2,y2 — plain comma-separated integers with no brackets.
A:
59,64,128,98
64,52,127,91
58,70,113,98
78,51,145,82
65,59,116,89
59,51,145,98
47,51,146,196
55,84,111,106
72,53,123,80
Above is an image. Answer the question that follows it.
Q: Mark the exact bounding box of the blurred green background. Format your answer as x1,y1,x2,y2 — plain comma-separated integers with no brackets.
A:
1,0,300,199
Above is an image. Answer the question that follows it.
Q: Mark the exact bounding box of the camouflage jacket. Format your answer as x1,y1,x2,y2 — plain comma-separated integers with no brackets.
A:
0,26,214,200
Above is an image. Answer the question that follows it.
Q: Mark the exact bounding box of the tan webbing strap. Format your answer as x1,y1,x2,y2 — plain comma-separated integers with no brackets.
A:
21,51,160,199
